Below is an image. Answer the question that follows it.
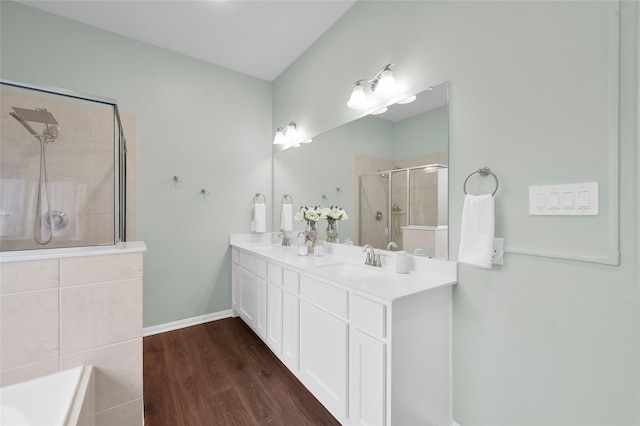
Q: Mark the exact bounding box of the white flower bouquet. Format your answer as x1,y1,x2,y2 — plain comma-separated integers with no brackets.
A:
294,206,326,223
322,206,349,221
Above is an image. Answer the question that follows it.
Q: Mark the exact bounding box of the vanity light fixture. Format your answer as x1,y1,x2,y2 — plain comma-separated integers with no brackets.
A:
273,121,312,148
370,107,388,115
347,63,398,110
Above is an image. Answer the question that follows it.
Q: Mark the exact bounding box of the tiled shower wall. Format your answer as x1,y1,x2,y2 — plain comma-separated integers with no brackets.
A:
0,252,144,425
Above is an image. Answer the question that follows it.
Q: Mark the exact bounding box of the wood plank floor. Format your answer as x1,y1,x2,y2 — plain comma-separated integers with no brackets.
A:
143,317,341,425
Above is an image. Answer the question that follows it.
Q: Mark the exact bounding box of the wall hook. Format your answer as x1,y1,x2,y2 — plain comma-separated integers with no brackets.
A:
172,176,182,183
336,187,342,193
200,189,210,196
322,194,328,200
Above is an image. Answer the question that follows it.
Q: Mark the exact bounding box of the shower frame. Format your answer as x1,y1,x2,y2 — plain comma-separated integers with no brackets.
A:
1,78,128,247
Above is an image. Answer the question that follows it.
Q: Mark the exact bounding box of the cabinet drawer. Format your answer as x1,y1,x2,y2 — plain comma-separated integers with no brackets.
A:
238,251,256,273
300,275,348,320
256,258,267,279
351,294,386,339
268,262,283,286
283,269,299,294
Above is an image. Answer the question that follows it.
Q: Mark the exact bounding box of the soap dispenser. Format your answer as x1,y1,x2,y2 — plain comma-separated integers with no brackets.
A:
395,251,409,274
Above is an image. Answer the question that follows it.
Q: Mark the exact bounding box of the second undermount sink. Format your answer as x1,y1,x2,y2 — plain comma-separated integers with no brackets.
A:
317,262,383,279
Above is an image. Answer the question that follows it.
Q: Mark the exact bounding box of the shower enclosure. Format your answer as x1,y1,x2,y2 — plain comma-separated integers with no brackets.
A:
0,80,127,251
358,164,448,259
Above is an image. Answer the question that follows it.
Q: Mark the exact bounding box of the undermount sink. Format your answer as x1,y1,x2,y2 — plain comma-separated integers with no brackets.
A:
317,262,383,279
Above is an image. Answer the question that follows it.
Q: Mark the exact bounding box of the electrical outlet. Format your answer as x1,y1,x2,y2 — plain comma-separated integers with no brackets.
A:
492,238,504,265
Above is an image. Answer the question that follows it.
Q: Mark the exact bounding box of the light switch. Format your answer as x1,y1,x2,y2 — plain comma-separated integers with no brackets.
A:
529,182,598,215
562,192,574,208
577,191,590,207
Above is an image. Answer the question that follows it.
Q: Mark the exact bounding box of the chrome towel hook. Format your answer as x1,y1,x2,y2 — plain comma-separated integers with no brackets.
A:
463,167,499,196
253,193,266,204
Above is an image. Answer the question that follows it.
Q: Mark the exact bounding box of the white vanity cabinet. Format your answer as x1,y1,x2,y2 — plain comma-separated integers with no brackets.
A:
299,275,349,420
282,269,300,370
231,248,267,340
349,294,387,426
230,243,454,426
232,248,301,371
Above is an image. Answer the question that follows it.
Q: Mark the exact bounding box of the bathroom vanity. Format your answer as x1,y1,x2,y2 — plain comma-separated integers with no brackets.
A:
230,234,457,426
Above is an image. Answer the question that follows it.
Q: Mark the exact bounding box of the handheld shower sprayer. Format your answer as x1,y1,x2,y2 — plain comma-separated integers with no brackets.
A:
9,106,61,245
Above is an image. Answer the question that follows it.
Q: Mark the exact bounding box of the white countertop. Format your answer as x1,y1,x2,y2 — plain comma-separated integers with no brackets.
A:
230,234,457,302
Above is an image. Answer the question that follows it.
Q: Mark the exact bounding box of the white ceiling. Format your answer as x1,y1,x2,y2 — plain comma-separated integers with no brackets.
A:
16,0,356,82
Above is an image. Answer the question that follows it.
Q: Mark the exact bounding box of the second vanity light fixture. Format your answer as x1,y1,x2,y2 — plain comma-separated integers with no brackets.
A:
347,63,399,110
273,121,312,148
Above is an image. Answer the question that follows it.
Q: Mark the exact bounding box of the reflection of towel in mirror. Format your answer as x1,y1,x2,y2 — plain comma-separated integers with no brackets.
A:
458,194,495,269
280,203,293,231
254,202,266,233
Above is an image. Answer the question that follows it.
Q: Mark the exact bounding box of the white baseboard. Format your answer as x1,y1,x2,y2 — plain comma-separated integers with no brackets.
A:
143,309,233,336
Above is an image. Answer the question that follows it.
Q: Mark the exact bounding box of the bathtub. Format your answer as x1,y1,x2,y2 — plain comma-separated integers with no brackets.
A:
0,366,95,426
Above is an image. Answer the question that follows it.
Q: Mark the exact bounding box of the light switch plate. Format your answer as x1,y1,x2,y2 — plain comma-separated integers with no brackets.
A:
529,182,598,215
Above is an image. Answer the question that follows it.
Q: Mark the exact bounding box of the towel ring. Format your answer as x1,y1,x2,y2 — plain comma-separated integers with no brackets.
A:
253,193,266,204
463,167,499,196
282,194,293,204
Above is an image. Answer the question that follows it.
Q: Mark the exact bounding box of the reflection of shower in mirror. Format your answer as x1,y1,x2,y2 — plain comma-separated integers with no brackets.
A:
359,164,448,259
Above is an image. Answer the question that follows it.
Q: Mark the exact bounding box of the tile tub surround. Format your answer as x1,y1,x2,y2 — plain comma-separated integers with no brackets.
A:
0,242,146,426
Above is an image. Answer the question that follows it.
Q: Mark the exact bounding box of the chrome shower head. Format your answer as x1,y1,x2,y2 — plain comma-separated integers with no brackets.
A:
9,112,39,136
11,107,58,125
10,107,59,142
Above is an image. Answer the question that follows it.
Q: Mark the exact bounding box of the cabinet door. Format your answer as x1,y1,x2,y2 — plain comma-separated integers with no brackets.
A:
349,329,386,426
282,291,299,370
267,282,283,354
236,264,256,327
255,277,267,340
300,301,348,420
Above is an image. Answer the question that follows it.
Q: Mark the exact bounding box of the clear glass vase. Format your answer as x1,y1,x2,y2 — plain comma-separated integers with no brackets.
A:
305,220,318,254
326,219,339,243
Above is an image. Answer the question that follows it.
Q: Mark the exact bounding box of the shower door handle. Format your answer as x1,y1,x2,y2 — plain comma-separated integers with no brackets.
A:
375,211,383,221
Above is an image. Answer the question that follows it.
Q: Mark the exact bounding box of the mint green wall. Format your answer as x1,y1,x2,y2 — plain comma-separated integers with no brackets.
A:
0,1,272,327
273,1,639,424
394,105,448,160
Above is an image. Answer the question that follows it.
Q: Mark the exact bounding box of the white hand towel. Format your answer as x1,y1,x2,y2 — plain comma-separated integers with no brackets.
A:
458,194,495,269
253,202,266,233
280,203,293,232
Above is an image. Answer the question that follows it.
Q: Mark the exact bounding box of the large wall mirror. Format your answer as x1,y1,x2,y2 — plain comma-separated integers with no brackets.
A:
273,81,449,259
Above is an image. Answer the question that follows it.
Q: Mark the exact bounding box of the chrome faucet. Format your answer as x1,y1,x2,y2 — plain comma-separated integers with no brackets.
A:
362,244,380,266
386,241,398,252
278,231,290,246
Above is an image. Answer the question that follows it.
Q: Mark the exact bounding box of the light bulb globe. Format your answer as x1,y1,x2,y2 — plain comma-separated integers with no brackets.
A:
347,84,367,109
373,69,397,98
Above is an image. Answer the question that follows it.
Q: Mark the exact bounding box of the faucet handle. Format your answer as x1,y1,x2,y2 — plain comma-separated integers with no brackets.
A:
375,251,386,267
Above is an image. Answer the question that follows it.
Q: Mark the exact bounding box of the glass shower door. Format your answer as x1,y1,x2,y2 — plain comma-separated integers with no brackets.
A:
358,173,388,249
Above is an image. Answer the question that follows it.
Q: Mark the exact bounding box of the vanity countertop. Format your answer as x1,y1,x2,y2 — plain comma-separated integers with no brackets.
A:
230,234,457,302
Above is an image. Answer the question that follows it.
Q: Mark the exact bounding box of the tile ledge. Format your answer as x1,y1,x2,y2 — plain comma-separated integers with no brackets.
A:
0,241,147,263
